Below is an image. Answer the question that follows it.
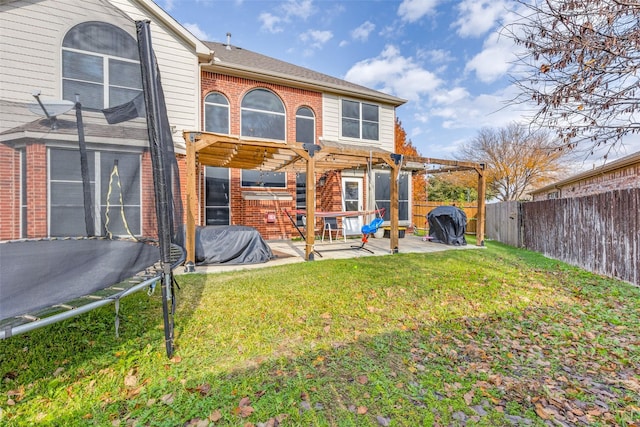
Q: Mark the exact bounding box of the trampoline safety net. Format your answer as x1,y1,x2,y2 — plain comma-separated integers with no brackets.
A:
0,18,184,357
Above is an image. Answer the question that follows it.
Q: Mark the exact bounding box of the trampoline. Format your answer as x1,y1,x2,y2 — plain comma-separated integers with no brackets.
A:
0,238,184,339
0,21,184,357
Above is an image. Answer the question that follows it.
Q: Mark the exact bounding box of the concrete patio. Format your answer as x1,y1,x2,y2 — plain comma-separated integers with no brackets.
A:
181,233,484,275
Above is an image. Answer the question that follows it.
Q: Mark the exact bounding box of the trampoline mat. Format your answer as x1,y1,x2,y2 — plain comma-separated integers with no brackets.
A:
0,239,160,319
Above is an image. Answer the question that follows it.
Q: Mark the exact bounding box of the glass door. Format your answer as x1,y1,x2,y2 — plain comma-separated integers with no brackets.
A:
342,177,363,235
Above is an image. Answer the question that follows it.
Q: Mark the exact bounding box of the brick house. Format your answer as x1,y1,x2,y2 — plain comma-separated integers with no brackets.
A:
190,40,407,242
530,151,640,200
1,0,415,250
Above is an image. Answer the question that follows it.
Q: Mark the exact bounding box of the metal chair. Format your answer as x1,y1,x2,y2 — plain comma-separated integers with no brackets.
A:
321,217,345,243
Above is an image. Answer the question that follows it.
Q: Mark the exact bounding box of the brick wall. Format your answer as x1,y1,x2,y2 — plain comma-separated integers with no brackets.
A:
0,144,19,239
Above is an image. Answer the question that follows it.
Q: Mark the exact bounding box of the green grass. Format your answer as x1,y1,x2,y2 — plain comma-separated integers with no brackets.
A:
1,241,639,426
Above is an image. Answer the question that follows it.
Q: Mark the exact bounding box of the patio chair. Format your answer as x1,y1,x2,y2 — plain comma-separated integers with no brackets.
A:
321,217,346,243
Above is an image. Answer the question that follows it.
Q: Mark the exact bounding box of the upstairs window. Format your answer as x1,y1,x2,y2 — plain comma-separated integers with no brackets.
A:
241,89,285,140
296,106,315,144
62,22,142,110
341,100,379,141
204,92,230,134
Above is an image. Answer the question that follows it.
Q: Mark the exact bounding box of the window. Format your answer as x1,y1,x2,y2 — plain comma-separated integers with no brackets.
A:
374,171,409,222
241,170,286,188
241,89,285,140
49,148,141,237
341,100,379,141
204,92,230,134
205,167,230,225
296,107,315,144
62,22,141,110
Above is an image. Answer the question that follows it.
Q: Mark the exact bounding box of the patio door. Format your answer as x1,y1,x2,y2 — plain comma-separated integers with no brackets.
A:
342,177,363,235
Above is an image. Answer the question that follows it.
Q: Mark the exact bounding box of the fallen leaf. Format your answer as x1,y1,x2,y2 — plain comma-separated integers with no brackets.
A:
357,406,368,415
209,409,222,422
196,383,211,396
534,403,551,420
161,393,174,404
170,355,182,363
463,390,474,405
356,375,369,384
239,405,254,418
124,374,138,388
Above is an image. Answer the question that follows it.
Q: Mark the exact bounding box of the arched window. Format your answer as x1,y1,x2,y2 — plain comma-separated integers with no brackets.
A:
204,92,230,134
62,22,141,110
241,88,285,140
296,106,315,144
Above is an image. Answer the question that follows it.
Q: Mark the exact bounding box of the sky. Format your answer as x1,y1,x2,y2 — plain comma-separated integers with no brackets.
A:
159,0,639,170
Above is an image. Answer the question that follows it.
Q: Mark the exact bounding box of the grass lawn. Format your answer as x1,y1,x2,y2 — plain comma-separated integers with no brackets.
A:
1,240,639,426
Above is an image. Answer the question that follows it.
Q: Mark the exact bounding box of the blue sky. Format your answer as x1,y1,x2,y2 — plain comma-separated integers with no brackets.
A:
160,0,638,167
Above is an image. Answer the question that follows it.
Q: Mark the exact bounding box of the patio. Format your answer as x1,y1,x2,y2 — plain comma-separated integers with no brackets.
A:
180,233,484,274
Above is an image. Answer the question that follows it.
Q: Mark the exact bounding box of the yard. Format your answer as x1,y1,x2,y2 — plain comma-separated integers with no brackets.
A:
1,240,638,426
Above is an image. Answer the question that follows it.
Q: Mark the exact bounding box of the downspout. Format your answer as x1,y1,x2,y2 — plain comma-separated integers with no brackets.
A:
194,50,215,230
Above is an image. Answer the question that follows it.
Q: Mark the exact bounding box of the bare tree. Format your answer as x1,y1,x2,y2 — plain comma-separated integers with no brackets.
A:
458,123,568,201
505,0,640,157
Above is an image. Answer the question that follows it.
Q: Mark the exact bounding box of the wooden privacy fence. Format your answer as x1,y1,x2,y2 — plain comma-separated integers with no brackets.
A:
523,188,639,286
413,202,478,234
487,188,639,286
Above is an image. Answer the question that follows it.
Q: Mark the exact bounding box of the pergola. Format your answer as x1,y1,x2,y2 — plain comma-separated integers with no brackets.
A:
182,131,486,264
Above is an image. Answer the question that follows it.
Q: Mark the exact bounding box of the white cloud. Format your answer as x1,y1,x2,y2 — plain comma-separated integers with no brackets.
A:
344,45,442,102
300,30,333,49
182,22,212,41
351,21,375,42
259,12,284,33
397,0,440,23
430,87,470,105
452,0,508,38
418,48,454,64
339,40,349,48
429,85,530,131
281,0,315,20
464,31,515,83
259,0,316,33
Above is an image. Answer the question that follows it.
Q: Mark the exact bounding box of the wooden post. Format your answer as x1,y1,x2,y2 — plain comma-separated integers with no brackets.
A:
185,133,197,270
305,154,316,260
476,164,486,246
390,161,399,254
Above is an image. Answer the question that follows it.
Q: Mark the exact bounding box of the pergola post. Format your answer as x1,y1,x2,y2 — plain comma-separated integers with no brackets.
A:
476,164,486,246
184,134,197,270
304,154,316,260
389,154,402,254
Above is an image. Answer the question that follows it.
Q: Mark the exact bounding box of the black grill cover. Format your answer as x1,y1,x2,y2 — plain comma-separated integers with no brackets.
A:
195,226,274,265
427,206,467,246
